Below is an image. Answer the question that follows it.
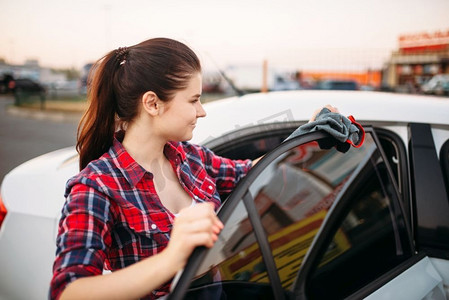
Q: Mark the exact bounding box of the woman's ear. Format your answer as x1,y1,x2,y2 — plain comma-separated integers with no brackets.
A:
141,91,159,116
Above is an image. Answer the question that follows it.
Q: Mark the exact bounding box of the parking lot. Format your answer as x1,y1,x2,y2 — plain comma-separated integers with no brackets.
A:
0,95,79,183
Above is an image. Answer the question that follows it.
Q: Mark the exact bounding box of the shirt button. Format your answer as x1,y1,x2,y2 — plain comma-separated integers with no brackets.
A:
151,224,157,230
208,185,213,190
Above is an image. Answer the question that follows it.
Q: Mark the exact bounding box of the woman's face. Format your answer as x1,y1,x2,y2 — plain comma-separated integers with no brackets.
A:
158,72,206,141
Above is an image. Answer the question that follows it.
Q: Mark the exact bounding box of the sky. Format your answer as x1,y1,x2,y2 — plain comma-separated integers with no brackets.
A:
1,0,449,72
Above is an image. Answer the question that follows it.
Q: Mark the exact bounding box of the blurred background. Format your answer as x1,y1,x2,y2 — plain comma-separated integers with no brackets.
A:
1,0,449,96
1,0,449,181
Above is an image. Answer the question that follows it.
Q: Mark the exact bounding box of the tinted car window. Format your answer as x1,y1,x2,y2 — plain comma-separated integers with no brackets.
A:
183,201,276,300
304,135,412,299
177,128,410,299
243,135,379,291
209,122,302,161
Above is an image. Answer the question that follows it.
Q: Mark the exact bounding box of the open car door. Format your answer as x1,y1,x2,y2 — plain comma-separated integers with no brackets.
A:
168,128,447,300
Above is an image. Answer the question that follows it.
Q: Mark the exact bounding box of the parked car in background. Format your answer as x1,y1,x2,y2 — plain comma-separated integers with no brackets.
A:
0,74,14,94
8,77,46,96
421,74,449,96
1,90,448,299
315,79,359,90
440,81,449,96
7,77,47,108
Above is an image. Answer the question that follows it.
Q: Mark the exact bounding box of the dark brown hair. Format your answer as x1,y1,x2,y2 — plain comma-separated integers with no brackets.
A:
77,38,202,170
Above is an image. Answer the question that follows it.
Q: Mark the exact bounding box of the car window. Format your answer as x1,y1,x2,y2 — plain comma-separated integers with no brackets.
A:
212,125,410,227
176,130,411,299
181,201,278,299
301,134,412,299
375,129,410,216
206,122,303,160
242,133,408,294
207,122,302,201
248,139,370,289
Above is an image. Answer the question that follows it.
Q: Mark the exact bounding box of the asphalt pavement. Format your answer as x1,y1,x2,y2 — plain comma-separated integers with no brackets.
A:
0,95,81,183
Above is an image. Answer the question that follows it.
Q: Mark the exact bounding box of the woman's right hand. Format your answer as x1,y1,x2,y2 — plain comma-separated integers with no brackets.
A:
58,203,223,300
309,104,340,122
164,203,224,270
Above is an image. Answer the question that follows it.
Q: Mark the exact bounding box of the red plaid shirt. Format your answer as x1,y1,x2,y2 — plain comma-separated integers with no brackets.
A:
50,137,251,299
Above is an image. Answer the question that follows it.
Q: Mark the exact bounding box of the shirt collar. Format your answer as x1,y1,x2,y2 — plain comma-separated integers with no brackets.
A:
165,141,187,162
110,137,148,187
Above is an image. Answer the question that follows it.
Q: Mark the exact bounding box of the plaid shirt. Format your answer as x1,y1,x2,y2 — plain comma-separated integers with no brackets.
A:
50,137,251,299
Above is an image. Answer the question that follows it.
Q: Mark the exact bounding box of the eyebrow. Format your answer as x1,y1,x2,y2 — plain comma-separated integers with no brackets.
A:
191,94,201,99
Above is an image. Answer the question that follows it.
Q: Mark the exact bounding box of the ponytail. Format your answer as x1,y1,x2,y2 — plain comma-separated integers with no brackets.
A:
77,52,119,170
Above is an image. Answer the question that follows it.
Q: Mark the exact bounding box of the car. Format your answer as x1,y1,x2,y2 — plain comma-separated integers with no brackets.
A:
441,81,449,96
8,78,46,95
0,74,14,94
421,74,449,96
432,79,449,97
8,78,47,107
1,90,448,299
315,79,359,90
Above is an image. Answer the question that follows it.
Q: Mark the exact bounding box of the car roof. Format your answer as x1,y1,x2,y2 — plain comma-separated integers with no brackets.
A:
3,90,449,218
191,90,449,144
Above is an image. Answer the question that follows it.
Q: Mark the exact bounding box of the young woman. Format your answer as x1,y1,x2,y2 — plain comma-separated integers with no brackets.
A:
50,38,252,300
50,37,335,300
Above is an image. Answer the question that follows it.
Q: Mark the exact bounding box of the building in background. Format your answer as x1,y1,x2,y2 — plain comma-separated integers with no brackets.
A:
383,29,449,92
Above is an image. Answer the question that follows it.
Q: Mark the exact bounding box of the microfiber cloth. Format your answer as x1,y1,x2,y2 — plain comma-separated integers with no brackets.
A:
285,108,365,152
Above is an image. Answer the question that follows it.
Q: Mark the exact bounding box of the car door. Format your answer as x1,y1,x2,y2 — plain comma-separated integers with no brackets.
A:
168,127,443,300
292,129,447,300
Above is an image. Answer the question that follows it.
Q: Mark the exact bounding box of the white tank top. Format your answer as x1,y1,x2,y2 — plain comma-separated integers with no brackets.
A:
173,199,196,217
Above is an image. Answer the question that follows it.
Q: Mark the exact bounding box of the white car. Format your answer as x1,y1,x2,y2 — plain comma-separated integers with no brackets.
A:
1,90,449,299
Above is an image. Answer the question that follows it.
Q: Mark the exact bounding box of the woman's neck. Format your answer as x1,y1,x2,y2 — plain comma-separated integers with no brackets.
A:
121,122,167,171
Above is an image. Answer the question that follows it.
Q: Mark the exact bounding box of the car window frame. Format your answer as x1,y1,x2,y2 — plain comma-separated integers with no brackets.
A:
374,128,410,221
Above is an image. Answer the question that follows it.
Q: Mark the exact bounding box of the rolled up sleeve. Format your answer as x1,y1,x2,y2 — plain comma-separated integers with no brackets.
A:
50,181,113,299
199,146,252,194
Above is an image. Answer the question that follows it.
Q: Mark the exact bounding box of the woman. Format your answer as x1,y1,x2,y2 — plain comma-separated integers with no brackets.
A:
50,37,334,300
50,38,253,300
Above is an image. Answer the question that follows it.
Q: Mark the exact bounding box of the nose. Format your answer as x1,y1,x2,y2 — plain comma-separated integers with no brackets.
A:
196,102,206,118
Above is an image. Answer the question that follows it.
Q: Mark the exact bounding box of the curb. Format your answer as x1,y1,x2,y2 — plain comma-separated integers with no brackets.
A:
6,105,83,122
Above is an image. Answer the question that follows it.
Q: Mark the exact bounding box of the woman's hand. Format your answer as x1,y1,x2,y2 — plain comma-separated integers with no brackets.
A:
164,203,224,270
309,104,340,122
59,203,223,300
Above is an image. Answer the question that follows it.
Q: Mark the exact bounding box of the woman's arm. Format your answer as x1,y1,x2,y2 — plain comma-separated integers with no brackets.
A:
59,203,223,300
